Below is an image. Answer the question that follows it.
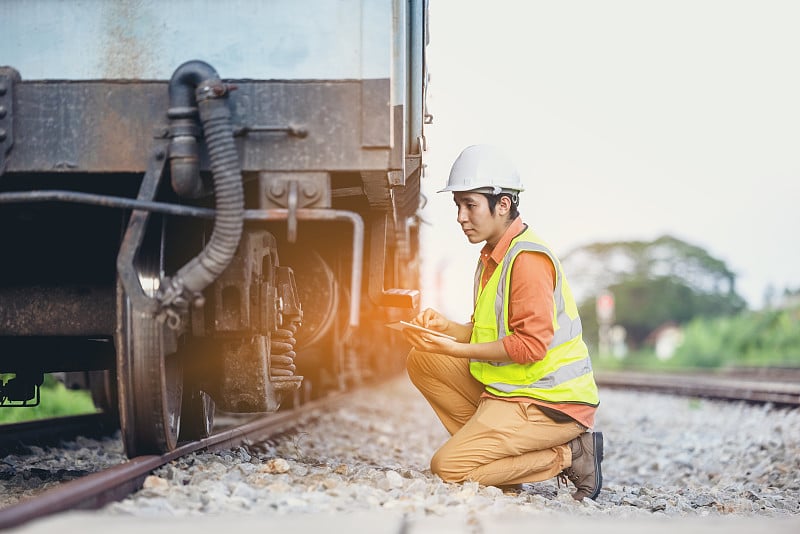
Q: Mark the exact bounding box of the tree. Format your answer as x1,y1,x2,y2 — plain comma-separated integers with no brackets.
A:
562,235,747,348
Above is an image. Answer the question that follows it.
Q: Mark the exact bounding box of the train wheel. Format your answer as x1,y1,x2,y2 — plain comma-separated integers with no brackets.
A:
116,216,183,456
117,285,184,456
88,370,119,420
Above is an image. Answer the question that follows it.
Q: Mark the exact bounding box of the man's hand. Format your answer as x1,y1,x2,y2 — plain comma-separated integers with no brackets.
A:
403,327,461,355
404,308,460,355
402,308,474,355
403,307,512,363
410,308,450,332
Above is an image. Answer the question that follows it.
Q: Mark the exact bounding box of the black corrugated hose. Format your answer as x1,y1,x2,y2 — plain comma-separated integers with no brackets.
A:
159,61,244,315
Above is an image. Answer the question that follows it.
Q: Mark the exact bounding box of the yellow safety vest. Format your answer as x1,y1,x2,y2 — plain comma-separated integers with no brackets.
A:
469,226,599,406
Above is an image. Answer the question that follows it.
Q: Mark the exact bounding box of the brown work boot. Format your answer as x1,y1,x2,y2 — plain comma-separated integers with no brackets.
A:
561,431,603,501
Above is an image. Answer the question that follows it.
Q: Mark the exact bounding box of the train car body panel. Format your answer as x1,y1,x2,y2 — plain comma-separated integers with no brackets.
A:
6,80,393,173
1,0,393,81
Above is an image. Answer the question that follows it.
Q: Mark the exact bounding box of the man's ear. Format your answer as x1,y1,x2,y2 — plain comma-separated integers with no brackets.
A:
497,195,512,216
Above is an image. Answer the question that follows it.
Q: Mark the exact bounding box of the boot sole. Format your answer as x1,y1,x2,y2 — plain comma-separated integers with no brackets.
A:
588,431,604,500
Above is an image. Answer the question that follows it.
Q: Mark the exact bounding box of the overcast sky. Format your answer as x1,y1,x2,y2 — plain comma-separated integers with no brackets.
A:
418,0,800,320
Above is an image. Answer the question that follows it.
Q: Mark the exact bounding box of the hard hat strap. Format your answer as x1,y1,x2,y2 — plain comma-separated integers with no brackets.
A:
470,187,520,204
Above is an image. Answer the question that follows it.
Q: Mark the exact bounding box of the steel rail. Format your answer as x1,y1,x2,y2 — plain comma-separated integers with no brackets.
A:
594,370,800,407
0,391,350,530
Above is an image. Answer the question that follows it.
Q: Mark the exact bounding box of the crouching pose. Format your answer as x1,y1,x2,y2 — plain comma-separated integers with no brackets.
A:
405,145,603,501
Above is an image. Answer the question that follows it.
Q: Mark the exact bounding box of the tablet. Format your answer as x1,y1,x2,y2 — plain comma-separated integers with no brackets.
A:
385,321,457,340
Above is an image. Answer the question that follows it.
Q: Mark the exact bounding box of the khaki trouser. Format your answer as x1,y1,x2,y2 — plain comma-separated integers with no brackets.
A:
407,348,585,486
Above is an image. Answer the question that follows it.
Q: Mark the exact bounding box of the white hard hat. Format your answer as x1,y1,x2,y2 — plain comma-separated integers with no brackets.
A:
438,144,524,195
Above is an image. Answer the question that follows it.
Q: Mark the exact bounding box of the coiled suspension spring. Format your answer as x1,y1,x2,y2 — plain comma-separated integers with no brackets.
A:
269,323,303,391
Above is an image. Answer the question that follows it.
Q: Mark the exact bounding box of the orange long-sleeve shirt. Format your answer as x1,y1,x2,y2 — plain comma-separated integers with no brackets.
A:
477,217,596,428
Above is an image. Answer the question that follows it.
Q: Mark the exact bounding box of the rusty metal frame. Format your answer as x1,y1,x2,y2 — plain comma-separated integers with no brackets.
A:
115,140,169,315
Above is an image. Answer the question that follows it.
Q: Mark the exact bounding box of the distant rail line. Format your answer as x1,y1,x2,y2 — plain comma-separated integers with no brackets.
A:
595,367,800,407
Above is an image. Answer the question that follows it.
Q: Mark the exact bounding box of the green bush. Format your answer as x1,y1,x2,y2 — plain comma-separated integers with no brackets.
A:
0,374,97,423
671,306,800,368
593,305,800,370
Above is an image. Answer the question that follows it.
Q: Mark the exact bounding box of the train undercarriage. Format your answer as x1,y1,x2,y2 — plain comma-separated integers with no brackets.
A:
0,45,425,456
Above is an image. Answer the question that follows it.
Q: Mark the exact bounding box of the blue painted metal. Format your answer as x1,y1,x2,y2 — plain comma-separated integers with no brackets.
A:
0,0,393,81
409,0,426,154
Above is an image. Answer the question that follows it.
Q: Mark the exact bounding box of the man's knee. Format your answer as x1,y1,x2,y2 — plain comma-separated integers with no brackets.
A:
430,447,469,483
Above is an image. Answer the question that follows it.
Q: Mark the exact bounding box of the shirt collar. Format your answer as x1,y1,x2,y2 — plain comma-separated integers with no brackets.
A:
480,217,526,265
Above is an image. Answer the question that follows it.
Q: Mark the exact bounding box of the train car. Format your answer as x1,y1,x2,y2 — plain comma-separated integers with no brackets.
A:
0,0,428,456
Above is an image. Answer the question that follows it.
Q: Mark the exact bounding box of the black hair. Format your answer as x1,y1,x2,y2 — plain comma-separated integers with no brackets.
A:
482,193,520,220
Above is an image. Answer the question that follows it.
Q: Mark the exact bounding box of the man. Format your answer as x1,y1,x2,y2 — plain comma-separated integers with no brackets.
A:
405,144,603,501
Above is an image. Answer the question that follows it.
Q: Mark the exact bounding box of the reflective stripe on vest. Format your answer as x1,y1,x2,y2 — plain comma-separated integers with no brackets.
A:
473,241,583,353
486,356,592,394
470,227,599,405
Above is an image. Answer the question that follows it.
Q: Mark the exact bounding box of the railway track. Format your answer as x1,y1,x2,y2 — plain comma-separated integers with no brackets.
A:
0,391,350,530
1,368,797,529
595,368,800,407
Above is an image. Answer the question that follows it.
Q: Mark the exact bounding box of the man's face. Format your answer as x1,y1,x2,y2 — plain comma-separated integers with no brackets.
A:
453,191,509,247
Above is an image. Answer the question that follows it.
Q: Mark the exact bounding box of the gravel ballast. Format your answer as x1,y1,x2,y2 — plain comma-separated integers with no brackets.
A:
97,376,799,519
